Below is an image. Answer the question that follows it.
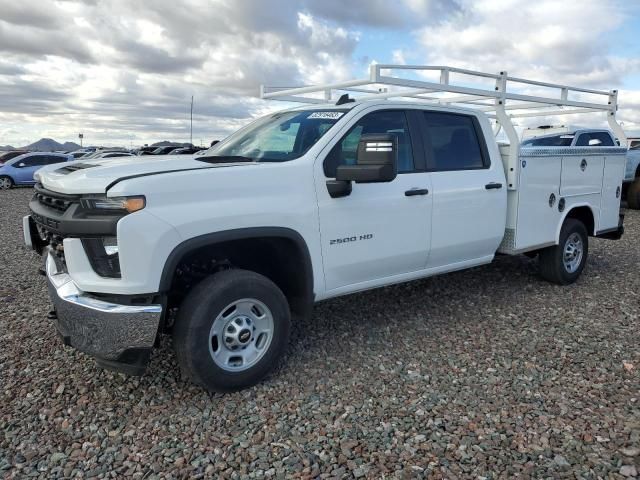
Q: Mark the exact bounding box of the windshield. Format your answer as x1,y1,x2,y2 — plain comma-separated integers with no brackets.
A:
201,109,347,162
522,134,574,147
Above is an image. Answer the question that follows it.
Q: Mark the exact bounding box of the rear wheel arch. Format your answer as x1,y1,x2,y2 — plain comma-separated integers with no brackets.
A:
558,205,595,240
160,227,314,321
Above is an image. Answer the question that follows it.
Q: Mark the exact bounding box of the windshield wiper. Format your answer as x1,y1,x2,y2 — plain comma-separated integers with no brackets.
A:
196,155,256,164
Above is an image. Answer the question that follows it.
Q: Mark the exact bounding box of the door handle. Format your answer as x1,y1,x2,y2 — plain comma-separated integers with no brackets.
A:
485,182,502,190
405,188,429,196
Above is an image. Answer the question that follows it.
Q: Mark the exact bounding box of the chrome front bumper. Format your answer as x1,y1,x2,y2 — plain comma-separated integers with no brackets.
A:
45,251,162,374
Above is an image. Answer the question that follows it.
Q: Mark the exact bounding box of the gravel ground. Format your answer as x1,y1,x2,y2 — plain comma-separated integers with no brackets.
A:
1,187,639,479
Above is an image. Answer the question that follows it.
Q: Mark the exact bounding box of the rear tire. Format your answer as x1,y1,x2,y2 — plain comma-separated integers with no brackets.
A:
0,176,13,189
627,179,640,210
173,269,291,392
539,218,588,285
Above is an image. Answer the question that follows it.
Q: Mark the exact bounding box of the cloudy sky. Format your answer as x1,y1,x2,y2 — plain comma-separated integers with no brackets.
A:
1,0,640,147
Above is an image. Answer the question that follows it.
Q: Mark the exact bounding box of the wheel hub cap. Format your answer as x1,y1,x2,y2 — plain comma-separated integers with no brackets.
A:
563,232,583,273
209,298,274,372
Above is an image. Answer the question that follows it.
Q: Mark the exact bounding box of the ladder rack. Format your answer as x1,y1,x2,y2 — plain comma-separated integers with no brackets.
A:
260,64,627,190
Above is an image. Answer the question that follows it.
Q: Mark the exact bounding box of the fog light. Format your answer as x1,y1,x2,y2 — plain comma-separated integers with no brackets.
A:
82,237,121,278
103,237,119,255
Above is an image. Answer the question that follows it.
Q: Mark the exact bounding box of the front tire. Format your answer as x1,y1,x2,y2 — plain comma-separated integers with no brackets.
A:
173,269,291,392
0,176,13,189
627,178,640,210
539,218,588,285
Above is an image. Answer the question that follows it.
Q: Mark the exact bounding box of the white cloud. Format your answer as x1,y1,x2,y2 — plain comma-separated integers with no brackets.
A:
0,0,364,145
0,0,639,145
413,0,640,129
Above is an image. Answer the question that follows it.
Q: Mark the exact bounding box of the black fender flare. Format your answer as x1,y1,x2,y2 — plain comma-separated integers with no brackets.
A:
158,226,314,307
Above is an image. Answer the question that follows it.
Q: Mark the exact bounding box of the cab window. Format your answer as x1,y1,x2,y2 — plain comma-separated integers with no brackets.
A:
421,112,488,171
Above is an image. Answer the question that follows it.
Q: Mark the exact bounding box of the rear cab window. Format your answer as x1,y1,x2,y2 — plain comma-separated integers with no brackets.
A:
420,111,489,171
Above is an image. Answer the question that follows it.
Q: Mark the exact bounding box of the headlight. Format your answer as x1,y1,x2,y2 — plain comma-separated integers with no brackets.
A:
81,196,145,213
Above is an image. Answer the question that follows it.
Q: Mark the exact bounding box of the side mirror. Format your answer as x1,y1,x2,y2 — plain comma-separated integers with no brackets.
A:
588,138,603,146
336,134,398,183
326,134,398,198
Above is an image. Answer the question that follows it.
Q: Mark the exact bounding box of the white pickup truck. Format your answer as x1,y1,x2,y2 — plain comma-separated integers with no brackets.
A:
24,66,628,392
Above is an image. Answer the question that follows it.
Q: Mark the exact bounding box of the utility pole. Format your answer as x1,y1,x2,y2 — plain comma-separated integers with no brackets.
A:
190,96,194,146
79,133,83,147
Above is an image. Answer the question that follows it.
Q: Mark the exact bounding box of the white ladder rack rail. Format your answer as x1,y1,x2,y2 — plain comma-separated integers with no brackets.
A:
260,64,626,190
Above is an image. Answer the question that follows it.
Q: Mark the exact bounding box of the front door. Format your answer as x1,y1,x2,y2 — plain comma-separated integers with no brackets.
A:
14,157,41,184
316,108,433,292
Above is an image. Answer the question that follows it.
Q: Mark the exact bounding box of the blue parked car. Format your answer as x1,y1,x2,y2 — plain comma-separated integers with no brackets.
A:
0,152,73,189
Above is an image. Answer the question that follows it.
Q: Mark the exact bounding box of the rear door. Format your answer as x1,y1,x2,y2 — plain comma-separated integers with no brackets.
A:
419,110,507,269
316,108,433,291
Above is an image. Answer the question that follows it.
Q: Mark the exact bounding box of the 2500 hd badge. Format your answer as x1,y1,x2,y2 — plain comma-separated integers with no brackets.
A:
330,233,373,245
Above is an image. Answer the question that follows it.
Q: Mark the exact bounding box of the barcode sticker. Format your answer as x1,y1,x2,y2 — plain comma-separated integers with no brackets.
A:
307,112,344,120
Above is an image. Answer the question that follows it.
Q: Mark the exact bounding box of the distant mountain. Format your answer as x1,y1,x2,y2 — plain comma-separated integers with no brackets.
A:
0,145,15,151
61,141,82,150
20,138,82,152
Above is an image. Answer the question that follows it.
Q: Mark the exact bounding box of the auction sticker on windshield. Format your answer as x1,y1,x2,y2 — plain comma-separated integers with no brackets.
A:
307,112,344,119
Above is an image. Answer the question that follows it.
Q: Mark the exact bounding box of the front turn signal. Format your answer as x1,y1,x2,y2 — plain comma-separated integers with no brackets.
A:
122,197,146,213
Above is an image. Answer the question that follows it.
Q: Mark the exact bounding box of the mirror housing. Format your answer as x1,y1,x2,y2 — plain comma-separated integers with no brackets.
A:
335,133,398,183
588,138,603,146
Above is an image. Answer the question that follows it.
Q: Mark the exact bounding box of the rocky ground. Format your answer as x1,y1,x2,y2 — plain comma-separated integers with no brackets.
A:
0,187,638,479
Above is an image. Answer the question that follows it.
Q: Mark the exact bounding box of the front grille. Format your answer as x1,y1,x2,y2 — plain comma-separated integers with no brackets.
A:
33,185,78,212
35,192,72,211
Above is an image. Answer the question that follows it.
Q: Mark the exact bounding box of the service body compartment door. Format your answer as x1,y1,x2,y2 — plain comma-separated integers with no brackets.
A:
560,155,604,197
599,154,625,231
514,155,563,251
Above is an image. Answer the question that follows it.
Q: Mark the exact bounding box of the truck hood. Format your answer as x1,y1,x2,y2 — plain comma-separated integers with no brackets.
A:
37,155,252,194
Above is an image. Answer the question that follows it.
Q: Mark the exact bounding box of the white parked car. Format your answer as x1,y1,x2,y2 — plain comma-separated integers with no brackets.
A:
24,65,627,392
